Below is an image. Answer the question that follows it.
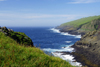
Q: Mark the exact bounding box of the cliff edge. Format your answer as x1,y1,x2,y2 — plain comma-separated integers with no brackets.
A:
0,26,33,47
57,15,100,67
56,16,100,36
72,30,100,67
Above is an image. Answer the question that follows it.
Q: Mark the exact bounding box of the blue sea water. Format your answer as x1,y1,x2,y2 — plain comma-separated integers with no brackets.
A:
8,27,82,66
8,27,80,51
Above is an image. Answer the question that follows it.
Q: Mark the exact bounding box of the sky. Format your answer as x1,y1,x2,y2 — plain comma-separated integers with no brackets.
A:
0,0,100,27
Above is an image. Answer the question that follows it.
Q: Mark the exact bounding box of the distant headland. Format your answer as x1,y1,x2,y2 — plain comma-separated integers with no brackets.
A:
56,15,100,67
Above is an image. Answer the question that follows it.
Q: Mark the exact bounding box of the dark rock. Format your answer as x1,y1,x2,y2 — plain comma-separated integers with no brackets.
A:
1,26,8,30
25,37,28,39
8,29,13,32
0,29,3,32
71,31,100,67
56,19,100,67
4,32,8,35
0,26,34,47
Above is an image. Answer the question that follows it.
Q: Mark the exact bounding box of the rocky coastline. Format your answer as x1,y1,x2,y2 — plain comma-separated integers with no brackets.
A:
54,29,100,67
71,30,100,67
55,19,100,67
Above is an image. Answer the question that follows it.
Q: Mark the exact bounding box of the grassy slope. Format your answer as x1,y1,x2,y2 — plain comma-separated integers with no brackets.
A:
0,32,73,67
60,15,100,28
1,27,33,46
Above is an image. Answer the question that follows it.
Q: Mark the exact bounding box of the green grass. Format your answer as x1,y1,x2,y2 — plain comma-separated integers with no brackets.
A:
60,15,100,28
0,32,73,67
8,31,33,46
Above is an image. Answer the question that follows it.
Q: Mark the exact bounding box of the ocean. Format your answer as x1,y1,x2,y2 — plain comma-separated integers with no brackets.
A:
8,27,82,66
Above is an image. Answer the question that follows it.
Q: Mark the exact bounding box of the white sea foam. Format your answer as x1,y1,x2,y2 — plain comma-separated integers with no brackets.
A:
61,32,81,38
50,28,60,33
52,52,82,67
65,41,72,43
50,28,81,38
60,32,76,36
75,35,81,38
43,46,74,53
61,32,70,35
48,28,82,66
43,46,82,66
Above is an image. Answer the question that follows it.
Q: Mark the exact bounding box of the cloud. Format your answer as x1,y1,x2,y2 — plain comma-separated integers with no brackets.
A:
0,12,90,27
24,15,79,19
0,13,82,20
68,0,100,4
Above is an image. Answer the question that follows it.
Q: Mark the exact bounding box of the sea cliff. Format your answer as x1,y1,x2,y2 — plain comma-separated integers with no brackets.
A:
56,16,100,36
56,15,100,67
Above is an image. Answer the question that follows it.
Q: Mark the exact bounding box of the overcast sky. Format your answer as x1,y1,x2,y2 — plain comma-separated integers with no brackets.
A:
0,0,100,27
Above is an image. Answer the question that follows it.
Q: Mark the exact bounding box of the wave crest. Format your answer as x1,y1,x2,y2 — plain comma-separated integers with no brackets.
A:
50,28,81,38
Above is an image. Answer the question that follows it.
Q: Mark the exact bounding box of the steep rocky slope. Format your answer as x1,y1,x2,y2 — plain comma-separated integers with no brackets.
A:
56,16,100,67
72,30,100,67
77,18,100,33
72,19,100,67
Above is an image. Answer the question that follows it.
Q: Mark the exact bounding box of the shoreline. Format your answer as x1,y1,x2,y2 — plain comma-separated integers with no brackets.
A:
50,28,82,66
52,49,82,67
55,27,100,67
57,28,87,66
45,28,100,67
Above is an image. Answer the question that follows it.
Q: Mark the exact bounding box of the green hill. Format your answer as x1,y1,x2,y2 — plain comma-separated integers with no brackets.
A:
60,15,100,28
0,27,73,67
57,15,100,67
57,15,100,35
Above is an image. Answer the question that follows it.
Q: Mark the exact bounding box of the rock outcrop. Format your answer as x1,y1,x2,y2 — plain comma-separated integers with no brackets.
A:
0,27,34,47
56,17,100,67
72,30,100,67
56,18,100,36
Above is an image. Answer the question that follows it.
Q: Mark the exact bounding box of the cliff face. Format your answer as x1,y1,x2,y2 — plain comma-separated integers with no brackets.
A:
56,18,100,36
77,19,100,33
56,25,79,35
72,19,100,66
57,17,100,66
72,30,100,67
0,27,34,47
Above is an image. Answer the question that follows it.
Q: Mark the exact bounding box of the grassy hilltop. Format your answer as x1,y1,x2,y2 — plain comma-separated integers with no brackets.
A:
57,15,100,67
60,15,100,28
0,27,73,67
57,15,100,35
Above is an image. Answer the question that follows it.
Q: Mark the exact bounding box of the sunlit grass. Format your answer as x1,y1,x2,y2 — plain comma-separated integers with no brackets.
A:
0,32,73,67
61,15,100,28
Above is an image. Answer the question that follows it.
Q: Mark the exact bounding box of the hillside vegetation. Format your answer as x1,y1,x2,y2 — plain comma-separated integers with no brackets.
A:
60,15,100,28
0,27,33,46
72,30,100,67
56,15,100,66
0,27,73,67
56,15,100,35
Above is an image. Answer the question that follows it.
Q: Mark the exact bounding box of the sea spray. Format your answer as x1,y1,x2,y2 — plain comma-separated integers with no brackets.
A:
11,27,82,66
65,41,72,43
42,45,74,52
50,28,82,66
52,52,82,66
50,28,81,38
